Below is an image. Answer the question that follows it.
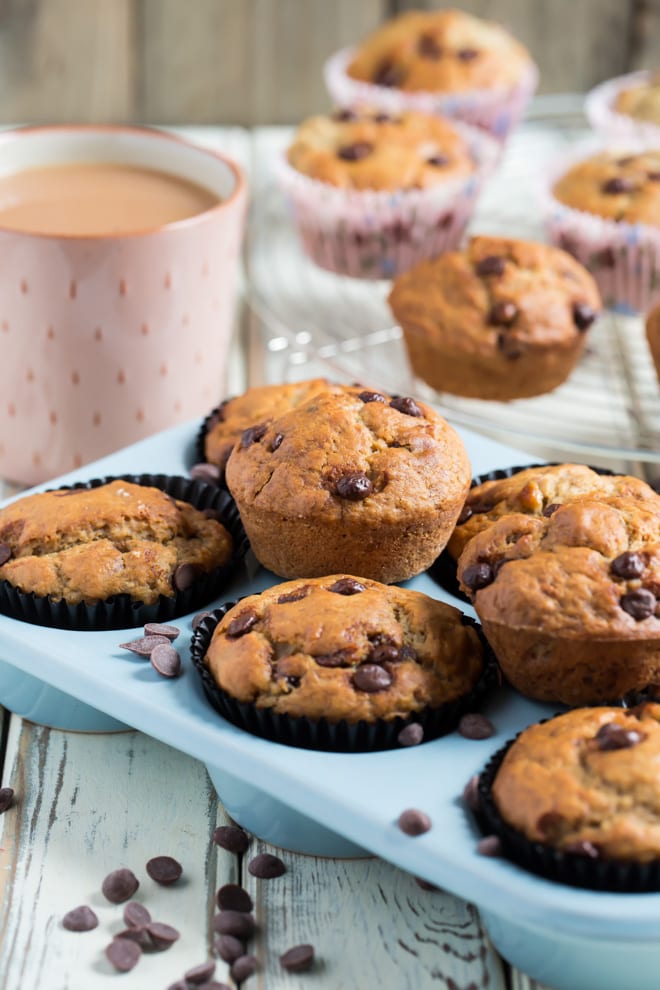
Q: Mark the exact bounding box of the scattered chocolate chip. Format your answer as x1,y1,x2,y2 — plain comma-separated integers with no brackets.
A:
369,641,399,664
217,883,253,913
248,852,286,879
199,983,231,990
373,112,393,123
173,562,196,592
620,588,656,620
0,787,14,813
427,154,449,167
226,610,258,638
462,562,494,591
167,982,190,990
536,810,563,837
602,176,634,194
477,835,503,857
216,933,246,963
373,60,402,87
328,577,366,595
190,462,222,485
186,961,217,984
119,635,171,657
462,775,481,813
457,48,479,60
315,649,352,668
398,644,418,661
563,839,600,858
475,255,505,277
337,141,373,162
457,504,473,524
150,643,181,678
497,333,524,359
143,622,180,641
285,675,301,688
231,954,257,983
280,944,315,973
147,921,180,950
192,610,212,631
397,723,424,747
358,390,387,404
270,433,284,452
649,171,660,181
458,713,495,740
542,502,561,517
212,824,249,854
0,542,11,566
353,664,392,693
335,472,373,500
214,911,257,938
62,905,99,932
417,33,442,58
277,587,309,603
115,926,153,950
123,901,151,928
241,424,268,448
488,301,517,326
333,108,357,121
389,395,423,417
611,551,645,579
397,808,432,836
146,855,182,885
572,302,597,331
102,867,139,904
595,722,645,750
106,937,141,972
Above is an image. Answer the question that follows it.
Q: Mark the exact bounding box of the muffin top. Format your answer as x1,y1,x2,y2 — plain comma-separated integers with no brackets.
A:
457,492,660,638
0,480,233,605
388,236,601,362
286,109,475,191
553,150,660,226
346,9,533,93
449,464,659,560
224,385,471,525
614,75,660,125
203,575,484,722
492,704,660,861
204,378,337,472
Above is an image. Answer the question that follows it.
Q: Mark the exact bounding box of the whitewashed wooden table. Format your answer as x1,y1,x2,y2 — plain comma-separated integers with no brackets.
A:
1,110,646,990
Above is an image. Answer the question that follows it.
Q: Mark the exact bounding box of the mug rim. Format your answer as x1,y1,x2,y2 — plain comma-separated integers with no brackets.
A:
0,123,246,241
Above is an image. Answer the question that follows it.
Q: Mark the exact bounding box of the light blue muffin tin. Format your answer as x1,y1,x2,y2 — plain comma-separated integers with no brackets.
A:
0,420,658,990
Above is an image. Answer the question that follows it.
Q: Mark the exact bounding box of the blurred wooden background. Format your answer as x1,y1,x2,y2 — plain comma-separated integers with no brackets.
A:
0,0,659,124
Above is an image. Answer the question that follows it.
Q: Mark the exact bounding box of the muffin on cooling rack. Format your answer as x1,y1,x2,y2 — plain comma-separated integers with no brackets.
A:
457,490,660,705
224,384,471,584
276,107,498,279
388,235,601,401
645,302,660,384
324,8,538,141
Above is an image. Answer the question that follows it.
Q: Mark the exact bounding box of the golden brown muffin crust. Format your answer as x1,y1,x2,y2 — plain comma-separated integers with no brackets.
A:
646,303,660,384
346,9,533,93
204,575,484,722
0,481,233,605
614,76,660,125
553,150,660,226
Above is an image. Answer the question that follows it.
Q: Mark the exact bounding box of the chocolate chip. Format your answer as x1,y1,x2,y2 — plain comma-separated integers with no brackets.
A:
328,577,366,595
427,154,449,167
542,502,561,517
143,622,180,641
197,983,231,990
417,33,442,58
212,824,249,854
167,982,191,990
477,835,502,857
185,961,217,984
573,302,597,331
497,333,524,359
620,588,656,620
369,641,399,664
649,171,660,181
373,60,402,87
226,610,258,638
231,954,257,983
414,876,440,891
397,808,432,836
475,256,505,277
62,905,99,932
241,424,268,448
337,141,373,162
333,108,358,121
358,389,387,404
602,176,634,194
398,723,424,747
611,551,645,580
488,301,517,326
462,775,481,813
353,664,392,693
147,921,180,950
563,839,600,858
192,610,212,631
146,855,182,885
123,901,151,928
277,587,309,603
270,433,284,452
248,852,286,878
213,911,257,938
285,675,301,687
462,562,494,591
217,883,253,912
102,868,139,904
389,395,423,417
595,722,645,750
0,787,14,813
315,649,352,668
105,937,141,971
457,504,473,524
216,933,245,962
190,462,222,485
115,926,153,950
174,562,196,591
458,713,495,740
457,48,479,60
280,944,315,972
0,542,11,566
150,643,181,678
119,635,171,657
373,112,393,123
335,471,373,500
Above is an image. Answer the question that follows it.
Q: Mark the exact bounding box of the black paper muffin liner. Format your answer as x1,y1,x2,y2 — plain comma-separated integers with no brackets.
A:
477,731,660,892
193,402,231,484
0,473,249,632
190,602,500,753
430,462,616,604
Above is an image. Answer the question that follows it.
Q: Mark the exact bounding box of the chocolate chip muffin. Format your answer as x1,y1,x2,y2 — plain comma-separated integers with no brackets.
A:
224,386,471,584
448,463,659,561
457,492,660,705
614,75,660,126
480,704,660,889
553,150,660,227
202,378,337,475
646,302,660,384
0,479,233,606
388,236,602,401
198,575,486,739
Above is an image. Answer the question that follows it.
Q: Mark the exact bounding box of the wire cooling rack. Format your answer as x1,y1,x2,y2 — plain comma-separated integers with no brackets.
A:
247,97,660,469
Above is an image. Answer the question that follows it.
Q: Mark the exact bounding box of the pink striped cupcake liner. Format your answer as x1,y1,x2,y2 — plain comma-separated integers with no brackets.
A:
585,72,660,146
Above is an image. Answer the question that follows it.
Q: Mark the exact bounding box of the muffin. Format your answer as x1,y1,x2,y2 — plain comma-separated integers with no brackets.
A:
615,76,660,126
479,704,660,890
276,108,497,279
586,71,660,145
325,9,538,140
201,378,336,475
225,385,471,584
388,236,601,401
192,575,489,749
457,492,660,705
645,302,660,383
0,476,239,629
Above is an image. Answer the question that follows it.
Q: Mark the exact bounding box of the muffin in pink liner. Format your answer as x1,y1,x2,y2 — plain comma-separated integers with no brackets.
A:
586,71,660,146
276,112,499,280
542,144,660,314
